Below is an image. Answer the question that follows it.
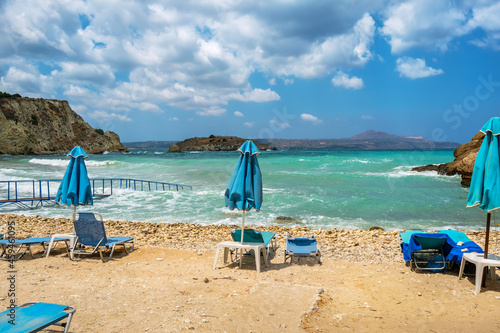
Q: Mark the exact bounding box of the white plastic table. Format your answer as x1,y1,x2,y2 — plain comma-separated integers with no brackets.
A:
45,233,77,258
459,252,500,294
213,241,268,273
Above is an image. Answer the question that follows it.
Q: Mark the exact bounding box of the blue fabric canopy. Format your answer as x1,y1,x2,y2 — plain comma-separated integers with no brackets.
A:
55,146,93,207
400,232,483,263
467,117,500,212
225,141,262,211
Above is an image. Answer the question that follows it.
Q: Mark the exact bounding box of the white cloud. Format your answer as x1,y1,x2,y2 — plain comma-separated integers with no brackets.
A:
234,111,244,117
361,115,374,120
196,107,226,116
380,0,473,54
243,121,255,128
396,57,444,79
269,119,291,130
468,2,500,50
136,102,163,113
53,62,115,86
171,117,179,121
300,113,323,125
88,110,132,122
229,88,280,103
331,71,364,89
0,1,385,122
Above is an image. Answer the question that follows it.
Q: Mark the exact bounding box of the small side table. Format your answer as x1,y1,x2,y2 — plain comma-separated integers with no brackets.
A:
213,241,268,273
459,252,500,294
45,233,77,258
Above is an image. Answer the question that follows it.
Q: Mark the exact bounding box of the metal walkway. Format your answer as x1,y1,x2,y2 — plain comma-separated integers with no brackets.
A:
0,178,192,209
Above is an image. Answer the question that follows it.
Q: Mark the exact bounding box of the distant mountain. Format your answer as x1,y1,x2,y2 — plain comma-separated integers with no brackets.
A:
349,130,401,140
257,130,460,150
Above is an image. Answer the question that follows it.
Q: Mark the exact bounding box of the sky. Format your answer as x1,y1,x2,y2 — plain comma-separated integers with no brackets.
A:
1,0,500,144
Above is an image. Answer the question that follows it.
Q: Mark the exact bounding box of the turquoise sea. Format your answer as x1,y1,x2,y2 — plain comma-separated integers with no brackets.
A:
0,149,487,231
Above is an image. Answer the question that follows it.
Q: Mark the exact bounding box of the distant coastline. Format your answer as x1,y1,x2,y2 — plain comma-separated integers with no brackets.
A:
124,130,460,151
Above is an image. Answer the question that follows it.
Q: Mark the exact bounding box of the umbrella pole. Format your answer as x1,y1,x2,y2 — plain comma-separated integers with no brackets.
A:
239,210,246,269
240,210,246,243
482,212,491,287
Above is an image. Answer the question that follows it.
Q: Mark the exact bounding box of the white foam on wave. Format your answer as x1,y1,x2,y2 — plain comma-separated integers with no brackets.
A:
154,152,165,155
360,165,460,180
339,158,393,165
29,158,120,167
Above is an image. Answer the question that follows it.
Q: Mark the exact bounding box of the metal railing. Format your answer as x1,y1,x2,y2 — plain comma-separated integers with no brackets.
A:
0,178,192,209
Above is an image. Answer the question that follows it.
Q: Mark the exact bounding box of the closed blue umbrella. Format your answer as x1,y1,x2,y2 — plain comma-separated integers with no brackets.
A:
467,117,500,270
55,146,93,211
225,141,263,242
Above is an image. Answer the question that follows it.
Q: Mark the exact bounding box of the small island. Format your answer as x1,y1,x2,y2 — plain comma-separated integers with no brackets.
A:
168,135,277,152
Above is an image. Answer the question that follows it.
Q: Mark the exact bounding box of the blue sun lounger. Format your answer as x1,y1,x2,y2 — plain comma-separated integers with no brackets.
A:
399,230,483,271
71,212,135,262
284,233,321,264
0,237,70,261
0,302,75,333
230,229,277,261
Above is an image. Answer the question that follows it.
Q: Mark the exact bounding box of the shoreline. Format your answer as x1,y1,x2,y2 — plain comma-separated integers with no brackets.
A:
0,213,493,264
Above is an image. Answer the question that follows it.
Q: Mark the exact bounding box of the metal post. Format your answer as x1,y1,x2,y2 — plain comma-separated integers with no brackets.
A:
39,181,43,207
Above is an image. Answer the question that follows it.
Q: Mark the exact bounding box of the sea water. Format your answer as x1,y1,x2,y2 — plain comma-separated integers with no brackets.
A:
0,149,487,231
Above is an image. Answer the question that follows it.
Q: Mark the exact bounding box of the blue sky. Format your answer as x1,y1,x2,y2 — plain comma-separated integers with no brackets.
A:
1,0,500,143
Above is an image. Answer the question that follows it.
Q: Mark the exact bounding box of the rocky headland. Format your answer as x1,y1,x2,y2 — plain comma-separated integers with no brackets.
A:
168,135,277,152
0,94,128,155
412,132,484,186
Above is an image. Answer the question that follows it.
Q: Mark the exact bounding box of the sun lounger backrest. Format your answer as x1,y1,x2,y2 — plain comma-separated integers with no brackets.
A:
231,229,264,243
74,212,108,247
414,235,446,250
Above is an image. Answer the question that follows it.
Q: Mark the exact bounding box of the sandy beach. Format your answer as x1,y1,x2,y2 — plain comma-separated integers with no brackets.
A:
1,213,500,332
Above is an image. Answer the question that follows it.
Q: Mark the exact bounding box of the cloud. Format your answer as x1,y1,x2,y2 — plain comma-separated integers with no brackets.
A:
396,57,444,79
234,111,244,117
300,113,323,125
331,71,364,89
0,0,383,121
243,121,255,128
88,110,132,122
171,117,179,121
269,119,291,130
380,0,472,53
229,88,280,103
196,107,226,116
361,115,374,120
468,2,500,50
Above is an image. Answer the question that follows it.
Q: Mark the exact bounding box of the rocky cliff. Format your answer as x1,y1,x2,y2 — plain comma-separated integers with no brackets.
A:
170,136,277,152
412,132,484,186
0,96,128,155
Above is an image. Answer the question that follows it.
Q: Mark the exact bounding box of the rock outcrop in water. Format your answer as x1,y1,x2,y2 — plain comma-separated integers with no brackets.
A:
169,135,277,152
412,132,484,186
0,95,128,155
